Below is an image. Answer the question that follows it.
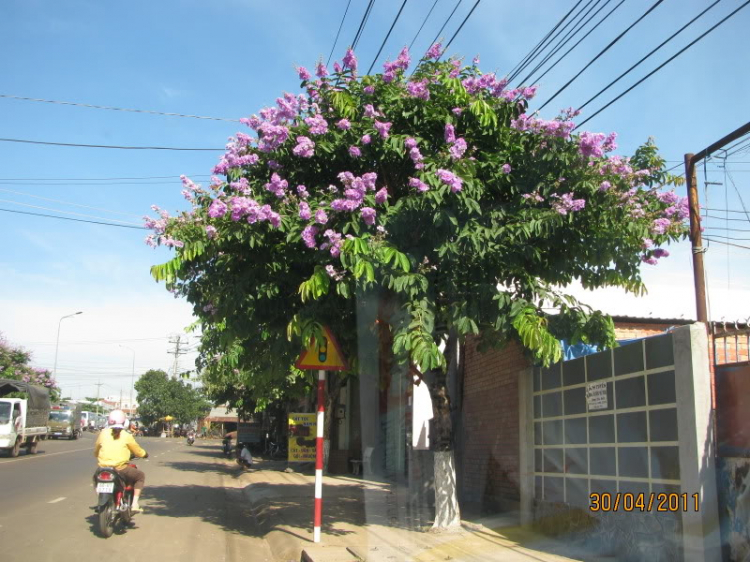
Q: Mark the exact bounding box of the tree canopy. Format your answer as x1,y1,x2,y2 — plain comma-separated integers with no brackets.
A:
148,44,688,408
0,332,60,401
134,369,211,426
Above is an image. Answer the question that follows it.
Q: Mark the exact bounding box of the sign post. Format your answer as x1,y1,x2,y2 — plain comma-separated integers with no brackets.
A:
294,326,349,544
314,369,325,543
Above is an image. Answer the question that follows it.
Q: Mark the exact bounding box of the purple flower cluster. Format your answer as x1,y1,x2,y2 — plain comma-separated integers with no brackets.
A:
213,142,260,175
330,171,378,212
502,164,512,174
363,104,379,118
293,136,315,158
361,206,377,225
651,217,672,235
302,225,318,248
298,201,311,220
449,138,467,160
551,193,586,215
229,177,251,194
264,173,288,198
205,225,218,239
208,199,228,218
436,169,463,193
304,114,329,135
405,137,424,168
315,208,328,224
511,114,576,140
374,121,392,139
425,42,443,60
342,49,358,72
322,229,343,257
297,66,311,81
349,145,362,158
409,177,429,193
297,184,309,198
336,118,351,130
444,124,456,144
406,79,430,100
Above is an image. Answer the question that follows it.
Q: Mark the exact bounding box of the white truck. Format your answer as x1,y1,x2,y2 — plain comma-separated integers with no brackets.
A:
0,379,51,457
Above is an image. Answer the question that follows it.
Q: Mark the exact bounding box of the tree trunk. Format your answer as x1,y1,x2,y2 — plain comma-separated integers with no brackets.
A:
323,374,344,473
428,333,462,530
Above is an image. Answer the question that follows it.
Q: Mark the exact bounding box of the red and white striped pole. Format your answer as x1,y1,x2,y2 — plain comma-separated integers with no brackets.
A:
313,368,325,543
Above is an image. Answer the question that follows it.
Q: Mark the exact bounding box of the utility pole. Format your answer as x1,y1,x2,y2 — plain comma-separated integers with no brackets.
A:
168,335,189,379
94,381,104,412
684,121,750,324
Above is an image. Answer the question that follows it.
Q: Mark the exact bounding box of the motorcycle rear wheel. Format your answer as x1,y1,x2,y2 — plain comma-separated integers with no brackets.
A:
98,501,115,538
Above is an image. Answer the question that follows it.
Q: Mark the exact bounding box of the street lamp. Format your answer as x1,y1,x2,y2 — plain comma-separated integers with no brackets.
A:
119,345,136,414
53,311,83,381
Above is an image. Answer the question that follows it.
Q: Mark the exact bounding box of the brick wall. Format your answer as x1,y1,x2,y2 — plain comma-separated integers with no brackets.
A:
460,338,530,514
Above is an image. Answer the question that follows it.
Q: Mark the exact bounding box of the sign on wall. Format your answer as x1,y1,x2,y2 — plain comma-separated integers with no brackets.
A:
586,381,608,410
288,413,317,462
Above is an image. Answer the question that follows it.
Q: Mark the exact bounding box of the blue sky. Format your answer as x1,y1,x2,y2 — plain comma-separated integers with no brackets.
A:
1,0,748,401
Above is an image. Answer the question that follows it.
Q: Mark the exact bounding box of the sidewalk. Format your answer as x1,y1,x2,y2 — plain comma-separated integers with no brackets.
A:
227,457,587,562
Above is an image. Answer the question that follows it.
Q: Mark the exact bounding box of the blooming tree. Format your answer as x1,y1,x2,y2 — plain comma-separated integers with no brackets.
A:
0,332,60,400
148,44,688,528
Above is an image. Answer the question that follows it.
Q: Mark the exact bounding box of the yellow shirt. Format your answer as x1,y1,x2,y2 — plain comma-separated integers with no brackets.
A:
93,428,147,469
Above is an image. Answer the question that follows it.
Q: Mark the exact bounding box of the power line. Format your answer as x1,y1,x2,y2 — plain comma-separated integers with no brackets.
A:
575,0,750,128
577,0,722,112
522,0,626,88
0,198,142,226
517,0,607,86
0,180,196,186
0,94,240,122
409,0,441,49
428,0,463,50
0,187,142,219
442,0,482,54
704,237,750,251
702,233,750,241
704,214,750,222
327,0,353,65
507,0,587,83
351,0,376,52
0,174,210,181
704,207,750,214
23,336,173,345
0,137,223,151
367,0,410,75
0,207,145,229
538,0,666,111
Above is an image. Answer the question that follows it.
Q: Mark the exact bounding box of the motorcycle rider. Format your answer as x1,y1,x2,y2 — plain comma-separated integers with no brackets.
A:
187,428,196,444
94,410,148,513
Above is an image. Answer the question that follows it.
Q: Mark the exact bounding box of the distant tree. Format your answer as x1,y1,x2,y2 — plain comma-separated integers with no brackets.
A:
135,369,211,426
0,332,60,401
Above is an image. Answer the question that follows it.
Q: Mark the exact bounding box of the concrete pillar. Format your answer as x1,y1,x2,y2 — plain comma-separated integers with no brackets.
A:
673,323,720,562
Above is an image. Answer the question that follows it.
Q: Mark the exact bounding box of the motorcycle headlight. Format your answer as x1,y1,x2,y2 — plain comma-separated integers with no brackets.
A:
65,427,71,433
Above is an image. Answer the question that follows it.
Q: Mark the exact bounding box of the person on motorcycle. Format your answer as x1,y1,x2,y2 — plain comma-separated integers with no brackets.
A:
94,409,148,513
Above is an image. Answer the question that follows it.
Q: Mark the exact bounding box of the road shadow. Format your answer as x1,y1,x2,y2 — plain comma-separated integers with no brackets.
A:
163,460,239,476
84,510,139,539
141,484,262,537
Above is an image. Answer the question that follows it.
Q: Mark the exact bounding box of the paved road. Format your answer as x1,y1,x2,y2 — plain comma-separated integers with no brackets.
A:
0,432,273,562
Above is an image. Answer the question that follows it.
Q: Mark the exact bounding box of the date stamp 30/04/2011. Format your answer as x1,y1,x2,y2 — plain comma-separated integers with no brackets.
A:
589,493,700,512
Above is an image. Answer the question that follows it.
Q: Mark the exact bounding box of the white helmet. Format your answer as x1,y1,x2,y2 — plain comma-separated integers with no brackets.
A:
108,409,127,429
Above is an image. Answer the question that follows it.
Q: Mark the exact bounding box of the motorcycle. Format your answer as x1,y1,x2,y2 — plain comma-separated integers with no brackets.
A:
186,434,195,446
93,464,137,537
222,438,232,458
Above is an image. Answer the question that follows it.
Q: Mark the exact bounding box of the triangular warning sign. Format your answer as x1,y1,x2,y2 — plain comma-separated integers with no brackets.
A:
295,326,349,371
